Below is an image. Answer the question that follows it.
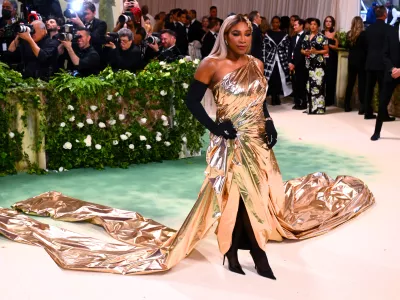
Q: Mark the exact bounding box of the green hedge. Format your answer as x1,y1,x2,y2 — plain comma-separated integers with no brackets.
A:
0,59,205,175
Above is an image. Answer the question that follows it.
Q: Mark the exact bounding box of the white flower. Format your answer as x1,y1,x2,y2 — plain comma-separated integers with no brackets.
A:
86,119,93,125
163,72,171,77
90,105,98,111
84,135,92,147
163,121,169,127
146,144,152,150
182,83,189,89
140,118,147,124
60,122,66,127
182,136,187,143
67,105,74,111
77,122,84,128
115,92,119,96
156,131,162,137
109,119,116,126
160,90,167,96
98,122,106,128
59,167,64,172
193,58,200,65
107,95,113,101
69,116,75,122
159,61,166,66
63,142,72,150
129,144,135,150
95,144,102,150
75,139,79,143
156,136,162,142
113,140,119,146
120,134,128,141
174,121,178,126
179,58,185,64
140,135,147,141
161,115,168,121
125,132,132,138
164,141,171,146
119,114,125,121
9,132,15,138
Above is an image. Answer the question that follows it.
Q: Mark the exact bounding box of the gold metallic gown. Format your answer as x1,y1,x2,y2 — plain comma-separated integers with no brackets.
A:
0,56,375,275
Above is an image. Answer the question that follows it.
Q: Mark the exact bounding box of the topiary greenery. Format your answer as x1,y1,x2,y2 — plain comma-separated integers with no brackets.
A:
0,58,205,175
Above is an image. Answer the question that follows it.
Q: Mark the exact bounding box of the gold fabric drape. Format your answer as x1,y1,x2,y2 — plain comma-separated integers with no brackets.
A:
0,57,374,275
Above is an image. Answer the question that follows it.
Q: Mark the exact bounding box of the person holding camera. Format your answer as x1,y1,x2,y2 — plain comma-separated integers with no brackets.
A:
59,28,100,76
146,29,182,63
104,28,144,72
0,0,21,63
7,20,59,79
46,16,63,39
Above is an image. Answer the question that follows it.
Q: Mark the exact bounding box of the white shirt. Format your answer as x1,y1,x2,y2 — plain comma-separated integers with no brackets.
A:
387,7,399,26
296,31,304,45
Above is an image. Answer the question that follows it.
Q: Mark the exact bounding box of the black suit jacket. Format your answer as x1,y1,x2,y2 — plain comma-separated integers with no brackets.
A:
188,20,204,42
201,31,216,58
382,22,400,81
85,18,107,55
365,19,392,71
173,22,188,55
290,32,306,70
251,23,263,60
347,31,367,68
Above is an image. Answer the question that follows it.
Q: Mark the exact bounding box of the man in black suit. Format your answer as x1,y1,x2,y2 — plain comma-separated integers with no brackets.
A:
364,5,392,119
146,29,183,63
289,19,307,110
249,10,263,60
175,10,189,55
371,20,399,140
201,17,221,58
188,10,204,43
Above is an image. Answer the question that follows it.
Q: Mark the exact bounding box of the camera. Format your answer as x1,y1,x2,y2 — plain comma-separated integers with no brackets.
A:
54,24,81,42
13,23,35,35
145,33,161,45
64,8,77,19
118,11,133,24
27,11,42,23
105,32,119,44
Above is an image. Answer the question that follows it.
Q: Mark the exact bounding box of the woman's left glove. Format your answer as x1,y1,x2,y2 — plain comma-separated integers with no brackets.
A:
264,119,278,149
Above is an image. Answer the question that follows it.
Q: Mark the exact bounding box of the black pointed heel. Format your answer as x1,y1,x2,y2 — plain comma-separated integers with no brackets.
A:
250,250,276,280
223,253,245,275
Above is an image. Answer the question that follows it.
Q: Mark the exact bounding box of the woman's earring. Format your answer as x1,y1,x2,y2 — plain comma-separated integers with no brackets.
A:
224,39,228,46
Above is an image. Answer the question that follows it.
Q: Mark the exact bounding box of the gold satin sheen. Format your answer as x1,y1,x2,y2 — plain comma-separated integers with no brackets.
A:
0,57,375,275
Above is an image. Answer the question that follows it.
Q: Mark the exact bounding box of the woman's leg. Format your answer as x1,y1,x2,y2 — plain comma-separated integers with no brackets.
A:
344,64,358,111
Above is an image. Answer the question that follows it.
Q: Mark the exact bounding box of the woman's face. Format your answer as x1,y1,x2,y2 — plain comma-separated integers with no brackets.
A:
202,18,209,28
325,18,332,29
310,21,319,33
226,21,252,55
271,18,280,30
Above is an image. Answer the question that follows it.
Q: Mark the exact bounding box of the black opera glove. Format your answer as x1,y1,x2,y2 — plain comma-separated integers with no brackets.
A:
264,118,278,149
214,120,237,140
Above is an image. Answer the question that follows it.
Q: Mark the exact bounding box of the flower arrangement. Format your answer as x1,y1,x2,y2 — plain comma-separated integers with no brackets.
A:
335,31,349,49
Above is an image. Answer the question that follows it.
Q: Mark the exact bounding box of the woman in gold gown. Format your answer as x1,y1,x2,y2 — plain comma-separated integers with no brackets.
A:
0,15,374,279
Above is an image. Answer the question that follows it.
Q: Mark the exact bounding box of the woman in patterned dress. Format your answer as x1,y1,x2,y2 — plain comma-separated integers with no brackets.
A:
301,18,329,114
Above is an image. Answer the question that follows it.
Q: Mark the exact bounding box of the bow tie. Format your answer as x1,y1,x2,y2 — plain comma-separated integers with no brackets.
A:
297,34,301,37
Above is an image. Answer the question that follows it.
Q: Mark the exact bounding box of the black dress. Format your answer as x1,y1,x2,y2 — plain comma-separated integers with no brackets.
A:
322,30,338,106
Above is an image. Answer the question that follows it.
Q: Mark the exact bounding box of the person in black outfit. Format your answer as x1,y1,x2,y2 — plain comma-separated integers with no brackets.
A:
59,28,100,76
7,20,59,80
386,1,394,24
0,0,21,63
201,17,221,59
364,6,392,119
344,16,367,112
249,10,263,60
371,20,399,140
175,10,189,55
188,10,204,43
146,29,183,63
104,28,144,72
289,19,307,109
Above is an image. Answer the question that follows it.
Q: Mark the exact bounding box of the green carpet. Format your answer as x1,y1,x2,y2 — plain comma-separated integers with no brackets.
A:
0,134,376,227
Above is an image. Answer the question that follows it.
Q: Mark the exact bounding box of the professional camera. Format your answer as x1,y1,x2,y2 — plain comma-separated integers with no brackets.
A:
105,32,119,44
13,23,35,35
118,11,133,24
27,11,42,23
64,8,86,19
54,24,81,42
145,35,160,45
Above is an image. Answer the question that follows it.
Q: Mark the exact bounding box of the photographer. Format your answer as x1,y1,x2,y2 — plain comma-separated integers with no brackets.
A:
46,16,63,39
7,20,59,79
68,1,106,55
59,28,100,76
0,0,21,62
104,28,144,72
146,29,182,63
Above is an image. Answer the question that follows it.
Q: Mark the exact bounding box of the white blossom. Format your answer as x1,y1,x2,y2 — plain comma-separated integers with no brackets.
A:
163,121,169,127
59,167,64,172
140,135,147,141
182,83,189,89
182,136,187,143
77,122,84,128
115,92,119,96
75,139,80,143
156,136,162,142
160,90,167,96
161,115,168,121
159,61,166,66
125,132,132,138
179,58,185,64
95,144,102,150
119,114,125,121
109,119,116,126
90,105,98,111
140,118,147,124
86,119,93,125
63,142,72,150
146,144,152,150
67,105,74,111
120,134,128,141
164,141,171,146
113,140,119,146
98,122,106,128
9,132,15,138
84,135,92,147
156,131,162,137
163,72,171,77
129,144,135,150
193,58,200,65
69,116,75,122
107,95,113,101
